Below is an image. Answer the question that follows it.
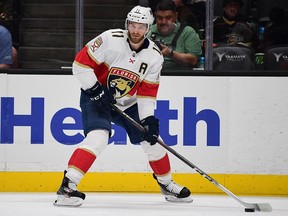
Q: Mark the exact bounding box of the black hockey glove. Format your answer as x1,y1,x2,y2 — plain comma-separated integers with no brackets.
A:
84,81,115,106
140,116,159,145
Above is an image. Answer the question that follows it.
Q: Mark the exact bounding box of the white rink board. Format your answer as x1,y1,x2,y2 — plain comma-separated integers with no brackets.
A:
0,74,287,174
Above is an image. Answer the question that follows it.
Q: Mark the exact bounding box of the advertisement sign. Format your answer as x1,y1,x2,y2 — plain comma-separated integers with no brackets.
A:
0,74,287,175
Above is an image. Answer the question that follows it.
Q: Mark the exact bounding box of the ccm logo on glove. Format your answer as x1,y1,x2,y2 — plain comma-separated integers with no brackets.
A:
140,116,159,145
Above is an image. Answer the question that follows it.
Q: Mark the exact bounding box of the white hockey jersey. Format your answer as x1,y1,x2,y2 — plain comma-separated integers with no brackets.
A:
72,29,164,120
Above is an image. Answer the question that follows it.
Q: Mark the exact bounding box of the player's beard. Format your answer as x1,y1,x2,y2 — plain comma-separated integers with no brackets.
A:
128,32,145,45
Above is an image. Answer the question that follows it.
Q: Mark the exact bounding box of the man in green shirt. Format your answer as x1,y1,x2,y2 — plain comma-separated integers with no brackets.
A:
147,0,202,68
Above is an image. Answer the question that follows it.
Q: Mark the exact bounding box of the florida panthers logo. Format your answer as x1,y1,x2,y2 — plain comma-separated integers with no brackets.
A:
108,68,139,99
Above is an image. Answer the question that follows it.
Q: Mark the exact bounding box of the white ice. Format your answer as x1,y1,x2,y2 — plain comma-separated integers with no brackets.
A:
0,192,287,216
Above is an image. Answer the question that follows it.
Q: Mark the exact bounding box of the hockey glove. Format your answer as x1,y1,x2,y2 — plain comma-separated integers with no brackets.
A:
140,116,159,145
84,81,115,106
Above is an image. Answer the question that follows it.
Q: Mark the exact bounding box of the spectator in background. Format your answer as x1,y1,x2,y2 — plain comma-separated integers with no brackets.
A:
148,0,161,14
148,0,205,30
0,0,19,68
264,7,288,48
147,0,202,68
173,0,199,32
0,0,13,31
213,0,258,50
189,0,206,29
0,25,12,68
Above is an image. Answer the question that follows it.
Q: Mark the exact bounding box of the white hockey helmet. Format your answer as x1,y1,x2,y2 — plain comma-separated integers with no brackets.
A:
125,5,154,37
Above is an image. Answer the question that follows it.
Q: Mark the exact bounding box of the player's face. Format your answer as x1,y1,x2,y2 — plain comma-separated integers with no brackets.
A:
224,2,240,19
155,10,178,36
127,22,147,44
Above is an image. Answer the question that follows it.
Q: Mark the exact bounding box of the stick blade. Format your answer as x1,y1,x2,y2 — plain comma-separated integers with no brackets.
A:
256,203,272,212
244,202,272,212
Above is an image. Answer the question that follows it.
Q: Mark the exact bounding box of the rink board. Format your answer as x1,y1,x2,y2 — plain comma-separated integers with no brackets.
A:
0,74,287,194
0,172,288,195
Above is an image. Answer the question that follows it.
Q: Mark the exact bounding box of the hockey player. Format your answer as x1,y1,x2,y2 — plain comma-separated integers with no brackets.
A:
54,5,192,207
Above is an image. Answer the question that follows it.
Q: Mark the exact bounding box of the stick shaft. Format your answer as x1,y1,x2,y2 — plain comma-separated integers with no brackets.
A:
111,104,272,211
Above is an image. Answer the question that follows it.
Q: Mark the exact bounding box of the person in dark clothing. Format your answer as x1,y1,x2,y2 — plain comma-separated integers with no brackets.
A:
264,7,288,48
213,0,258,50
173,0,199,32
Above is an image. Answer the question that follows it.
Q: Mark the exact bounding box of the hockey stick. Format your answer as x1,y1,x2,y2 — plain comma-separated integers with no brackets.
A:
111,103,272,212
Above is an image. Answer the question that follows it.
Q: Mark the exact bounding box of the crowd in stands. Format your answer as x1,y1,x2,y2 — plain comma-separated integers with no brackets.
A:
146,0,288,70
0,0,21,69
0,24,12,68
264,7,288,48
1,0,287,70
147,0,202,68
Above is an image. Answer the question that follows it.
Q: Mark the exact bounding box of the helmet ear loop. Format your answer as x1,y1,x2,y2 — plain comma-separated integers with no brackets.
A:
144,25,151,39
125,19,129,31
126,20,132,41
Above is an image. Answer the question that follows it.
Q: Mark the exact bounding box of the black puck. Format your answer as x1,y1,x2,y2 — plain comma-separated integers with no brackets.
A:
245,208,255,212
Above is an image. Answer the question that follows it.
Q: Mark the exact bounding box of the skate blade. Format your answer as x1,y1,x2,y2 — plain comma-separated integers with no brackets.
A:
54,195,83,207
165,195,193,203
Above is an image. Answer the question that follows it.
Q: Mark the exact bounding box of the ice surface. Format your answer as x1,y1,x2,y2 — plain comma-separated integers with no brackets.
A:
0,192,287,216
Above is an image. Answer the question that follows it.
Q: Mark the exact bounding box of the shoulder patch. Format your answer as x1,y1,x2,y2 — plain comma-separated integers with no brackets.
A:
89,36,103,52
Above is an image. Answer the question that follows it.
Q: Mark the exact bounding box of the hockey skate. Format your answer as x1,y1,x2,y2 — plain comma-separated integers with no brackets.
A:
54,172,86,207
153,173,193,203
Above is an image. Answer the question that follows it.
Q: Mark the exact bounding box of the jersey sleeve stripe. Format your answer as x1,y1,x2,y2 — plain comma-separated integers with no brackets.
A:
137,81,159,98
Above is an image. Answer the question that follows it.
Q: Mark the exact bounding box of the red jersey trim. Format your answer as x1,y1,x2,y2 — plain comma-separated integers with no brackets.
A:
137,80,159,98
74,46,110,85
